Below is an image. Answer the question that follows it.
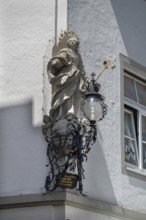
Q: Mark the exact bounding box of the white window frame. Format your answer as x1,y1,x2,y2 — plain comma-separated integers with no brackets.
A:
120,54,146,175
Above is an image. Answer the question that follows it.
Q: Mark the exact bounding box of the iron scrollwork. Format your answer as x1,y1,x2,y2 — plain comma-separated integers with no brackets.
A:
43,113,97,195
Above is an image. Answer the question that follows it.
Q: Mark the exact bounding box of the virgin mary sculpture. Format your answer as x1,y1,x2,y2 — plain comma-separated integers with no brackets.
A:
47,32,88,123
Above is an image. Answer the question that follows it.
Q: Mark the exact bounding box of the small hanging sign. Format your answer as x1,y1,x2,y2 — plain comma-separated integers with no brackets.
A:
58,173,78,189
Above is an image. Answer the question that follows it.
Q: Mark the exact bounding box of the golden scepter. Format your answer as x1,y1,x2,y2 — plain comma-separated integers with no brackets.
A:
96,58,115,81
96,58,110,81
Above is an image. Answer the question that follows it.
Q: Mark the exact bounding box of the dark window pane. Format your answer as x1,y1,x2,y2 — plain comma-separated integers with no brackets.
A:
136,82,146,107
124,112,135,138
124,76,137,102
142,116,146,142
143,143,146,169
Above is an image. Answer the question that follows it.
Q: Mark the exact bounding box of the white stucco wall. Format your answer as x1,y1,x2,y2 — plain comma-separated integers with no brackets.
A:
0,0,55,126
0,0,68,197
0,0,57,197
68,0,146,213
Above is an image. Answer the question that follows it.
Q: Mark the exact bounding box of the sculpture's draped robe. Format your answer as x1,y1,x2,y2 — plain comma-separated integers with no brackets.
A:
47,47,87,121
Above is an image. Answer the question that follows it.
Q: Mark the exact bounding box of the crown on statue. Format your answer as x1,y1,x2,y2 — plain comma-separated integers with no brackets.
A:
58,30,80,47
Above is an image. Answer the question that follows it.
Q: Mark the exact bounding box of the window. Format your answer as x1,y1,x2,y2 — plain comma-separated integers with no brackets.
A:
121,55,146,172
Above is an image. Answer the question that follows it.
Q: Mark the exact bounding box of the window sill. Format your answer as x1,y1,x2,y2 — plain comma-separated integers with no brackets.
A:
126,166,146,177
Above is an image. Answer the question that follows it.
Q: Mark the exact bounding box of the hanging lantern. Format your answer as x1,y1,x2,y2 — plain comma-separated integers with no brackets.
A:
83,73,107,124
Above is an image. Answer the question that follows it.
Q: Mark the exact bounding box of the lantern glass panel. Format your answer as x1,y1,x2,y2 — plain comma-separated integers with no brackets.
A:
84,96,103,122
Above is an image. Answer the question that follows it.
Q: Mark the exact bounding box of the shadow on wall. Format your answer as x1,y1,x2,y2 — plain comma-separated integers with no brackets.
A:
83,124,117,205
0,101,117,204
0,102,48,196
110,0,146,66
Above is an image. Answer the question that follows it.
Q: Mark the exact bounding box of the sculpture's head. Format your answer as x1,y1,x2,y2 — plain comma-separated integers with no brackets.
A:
68,37,79,51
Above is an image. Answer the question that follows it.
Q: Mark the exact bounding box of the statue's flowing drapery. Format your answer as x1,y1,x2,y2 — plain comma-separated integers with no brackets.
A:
47,47,87,121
